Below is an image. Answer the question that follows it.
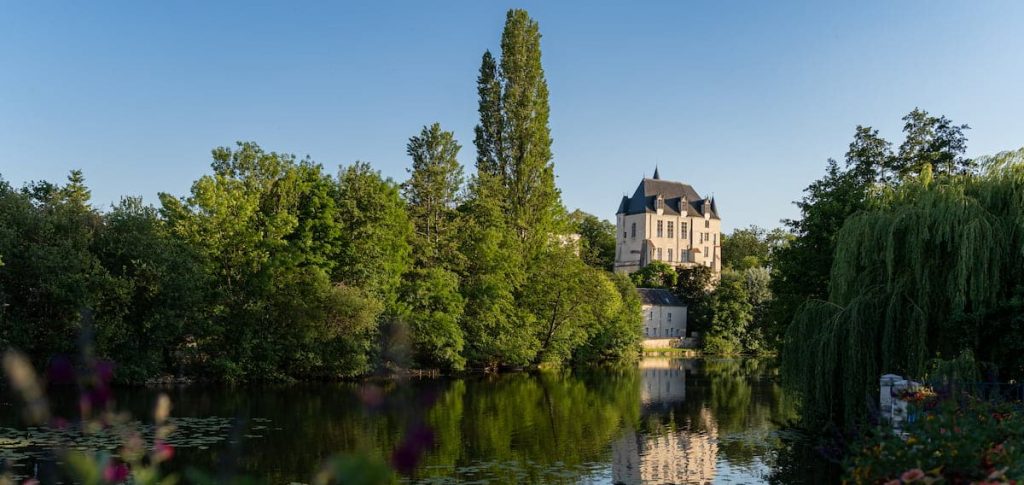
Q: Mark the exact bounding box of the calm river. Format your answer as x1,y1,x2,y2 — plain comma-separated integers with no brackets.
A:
1,358,835,484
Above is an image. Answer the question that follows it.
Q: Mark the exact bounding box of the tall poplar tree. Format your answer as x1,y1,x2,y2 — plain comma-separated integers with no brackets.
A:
459,9,568,368
473,9,563,253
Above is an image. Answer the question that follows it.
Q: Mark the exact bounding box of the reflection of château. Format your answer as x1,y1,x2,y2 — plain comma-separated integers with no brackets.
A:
613,359,717,484
640,356,693,405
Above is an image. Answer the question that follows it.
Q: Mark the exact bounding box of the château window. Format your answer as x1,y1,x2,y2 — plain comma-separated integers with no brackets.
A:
667,221,674,238
667,249,673,262
656,248,662,260
714,233,717,244
705,220,710,228
668,312,672,322
657,220,663,237
631,222,636,239
682,222,688,236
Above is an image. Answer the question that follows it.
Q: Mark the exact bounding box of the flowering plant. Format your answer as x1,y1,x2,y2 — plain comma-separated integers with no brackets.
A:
895,387,937,404
846,396,1023,484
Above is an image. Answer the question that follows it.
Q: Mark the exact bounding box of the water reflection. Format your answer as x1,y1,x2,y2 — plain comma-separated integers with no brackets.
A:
614,359,717,484
0,358,814,483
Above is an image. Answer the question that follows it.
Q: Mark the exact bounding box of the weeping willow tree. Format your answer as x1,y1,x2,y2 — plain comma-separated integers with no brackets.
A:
783,148,1024,427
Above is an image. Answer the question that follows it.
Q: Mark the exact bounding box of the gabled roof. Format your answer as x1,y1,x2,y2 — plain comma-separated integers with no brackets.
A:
636,288,685,307
616,175,720,219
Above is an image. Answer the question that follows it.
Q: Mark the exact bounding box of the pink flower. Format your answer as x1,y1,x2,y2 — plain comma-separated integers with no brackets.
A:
154,440,175,462
102,461,129,483
884,480,900,485
900,468,925,482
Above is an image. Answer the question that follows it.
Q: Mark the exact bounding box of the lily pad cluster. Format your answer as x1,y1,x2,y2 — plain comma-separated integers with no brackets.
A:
0,416,253,479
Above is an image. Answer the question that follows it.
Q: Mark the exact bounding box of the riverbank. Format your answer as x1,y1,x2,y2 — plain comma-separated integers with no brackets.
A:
642,347,701,358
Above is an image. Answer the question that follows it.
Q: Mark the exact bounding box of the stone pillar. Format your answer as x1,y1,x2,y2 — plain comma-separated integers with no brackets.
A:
879,374,901,424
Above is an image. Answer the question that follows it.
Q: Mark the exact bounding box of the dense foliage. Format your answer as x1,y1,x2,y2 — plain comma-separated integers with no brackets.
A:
720,225,788,270
671,226,782,355
569,210,616,271
0,9,640,382
629,260,677,289
776,107,1024,427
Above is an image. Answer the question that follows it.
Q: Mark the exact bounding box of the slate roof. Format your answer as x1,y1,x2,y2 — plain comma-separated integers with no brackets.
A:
616,173,720,219
636,288,686,307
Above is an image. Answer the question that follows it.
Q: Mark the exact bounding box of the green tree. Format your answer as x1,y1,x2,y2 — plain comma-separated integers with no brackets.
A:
397,268,466,371
522,245,594,364
704,270,753,355
403,123,465,269
771,110,972,343
771,160,867,317
572,272,642,364
569,210,616,271
741,266,773,353
473,9,564,256
895,108,972,177
160,142,385,380
92,197,207,382
458,175,533,369
781,135,1024,430
721,225,788,270
334,162,413,307
0,172,107,365
630,261,677,288
674,265,714,334
460,8,569,369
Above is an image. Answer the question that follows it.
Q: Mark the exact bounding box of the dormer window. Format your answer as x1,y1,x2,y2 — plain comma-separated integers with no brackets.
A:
656,195,665,214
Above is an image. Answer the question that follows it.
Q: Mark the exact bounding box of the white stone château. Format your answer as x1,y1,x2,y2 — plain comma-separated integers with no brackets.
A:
614,167,721,276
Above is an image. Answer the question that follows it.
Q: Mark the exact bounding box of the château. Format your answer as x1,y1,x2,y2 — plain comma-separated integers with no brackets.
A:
614,168,721,276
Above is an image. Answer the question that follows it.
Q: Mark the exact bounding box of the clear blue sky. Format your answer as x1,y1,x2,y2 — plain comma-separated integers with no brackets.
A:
2,1,1023,231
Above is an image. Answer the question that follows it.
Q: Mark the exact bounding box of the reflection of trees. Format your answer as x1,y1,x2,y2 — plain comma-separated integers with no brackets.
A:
676,358,799,472
94,371,641,483
423,369,640,482
54,369,641,484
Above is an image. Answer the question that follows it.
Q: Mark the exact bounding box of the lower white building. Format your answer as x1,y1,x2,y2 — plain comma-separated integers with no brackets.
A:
638,288,687,347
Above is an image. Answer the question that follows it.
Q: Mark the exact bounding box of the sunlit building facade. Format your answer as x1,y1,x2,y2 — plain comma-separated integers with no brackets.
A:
614,168,721,276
